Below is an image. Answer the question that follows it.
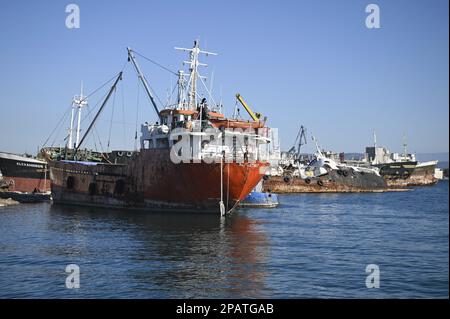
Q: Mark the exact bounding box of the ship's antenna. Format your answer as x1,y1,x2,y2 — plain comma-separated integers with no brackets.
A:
219,85,223,113
403,132,408,158
175,40,217,110
373,130,377,148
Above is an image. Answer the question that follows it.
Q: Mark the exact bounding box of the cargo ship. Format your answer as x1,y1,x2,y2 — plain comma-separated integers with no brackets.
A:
44,41,270,214
0,151,51,202
363,133,438,187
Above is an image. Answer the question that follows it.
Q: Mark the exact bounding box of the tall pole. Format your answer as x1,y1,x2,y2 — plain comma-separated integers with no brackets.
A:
127,48,161,122
403,133,407,158
68,107,75,149
75,106,82,148
75,82,84,148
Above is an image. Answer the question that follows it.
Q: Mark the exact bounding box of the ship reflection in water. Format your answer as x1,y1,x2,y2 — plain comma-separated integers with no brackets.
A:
45,204,270,298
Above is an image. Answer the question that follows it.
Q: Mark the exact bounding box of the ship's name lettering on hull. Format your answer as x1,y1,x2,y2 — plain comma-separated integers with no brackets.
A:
16,162,44,169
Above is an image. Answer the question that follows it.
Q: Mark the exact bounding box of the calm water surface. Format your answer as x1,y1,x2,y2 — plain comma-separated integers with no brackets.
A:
0,181,448,298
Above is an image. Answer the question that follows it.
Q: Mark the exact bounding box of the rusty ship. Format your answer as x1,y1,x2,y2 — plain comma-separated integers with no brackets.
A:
43,41,270,214
361,133,438,187
262,127,387,193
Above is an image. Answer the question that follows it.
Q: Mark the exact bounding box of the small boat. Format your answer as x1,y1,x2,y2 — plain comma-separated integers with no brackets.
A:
240,192,279,208
240,181,279,208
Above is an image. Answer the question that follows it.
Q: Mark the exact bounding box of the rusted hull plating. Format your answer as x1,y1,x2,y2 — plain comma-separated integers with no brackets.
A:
262,170,387,193
50,149,267,213
385,170,438,187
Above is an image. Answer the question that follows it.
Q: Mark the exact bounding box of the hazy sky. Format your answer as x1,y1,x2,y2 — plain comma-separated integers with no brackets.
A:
0,0,448,155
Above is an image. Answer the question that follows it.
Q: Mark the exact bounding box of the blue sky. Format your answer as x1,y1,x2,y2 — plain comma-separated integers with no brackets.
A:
0,0,448,155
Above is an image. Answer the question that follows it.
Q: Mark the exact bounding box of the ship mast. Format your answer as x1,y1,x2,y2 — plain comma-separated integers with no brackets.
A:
175,40,217,110
68,103,75,149
68,82,88,149
75,82,87,148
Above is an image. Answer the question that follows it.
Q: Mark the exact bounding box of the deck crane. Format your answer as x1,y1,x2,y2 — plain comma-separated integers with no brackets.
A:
287,125,307,160
235,93,262,122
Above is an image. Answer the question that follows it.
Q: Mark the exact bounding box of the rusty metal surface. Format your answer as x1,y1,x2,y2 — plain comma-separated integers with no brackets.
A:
262,170,387,193
385,175,438,187
49,149,268,213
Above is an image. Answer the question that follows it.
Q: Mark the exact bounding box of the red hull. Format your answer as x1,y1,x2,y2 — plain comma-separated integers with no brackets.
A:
50,149,268,213
1,176,50,193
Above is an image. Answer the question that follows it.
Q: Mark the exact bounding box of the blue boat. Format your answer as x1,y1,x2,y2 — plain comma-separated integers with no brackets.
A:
240,191,279,208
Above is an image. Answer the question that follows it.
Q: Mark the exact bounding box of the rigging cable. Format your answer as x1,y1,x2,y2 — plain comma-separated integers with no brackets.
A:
120,77,126,147
164,82,178,108
132,50,178,76
129,49,174,111
42,104,71,147
50,107,72,147
107,86,117,151
134,81,140,151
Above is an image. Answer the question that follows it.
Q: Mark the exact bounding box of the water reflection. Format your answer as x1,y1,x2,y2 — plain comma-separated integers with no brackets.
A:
48,204,269,298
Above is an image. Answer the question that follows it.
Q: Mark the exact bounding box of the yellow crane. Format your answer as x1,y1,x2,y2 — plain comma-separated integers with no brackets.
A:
235,93,262,122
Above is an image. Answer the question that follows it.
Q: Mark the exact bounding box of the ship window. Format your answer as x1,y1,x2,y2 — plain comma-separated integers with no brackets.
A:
66,176,75,189
88,182,97,196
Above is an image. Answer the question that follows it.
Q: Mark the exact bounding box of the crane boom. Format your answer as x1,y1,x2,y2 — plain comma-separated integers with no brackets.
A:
127,47,161,121
235,93,261,122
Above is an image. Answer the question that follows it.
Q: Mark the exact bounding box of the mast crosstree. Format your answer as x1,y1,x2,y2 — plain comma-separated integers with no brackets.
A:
175,40,217,110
